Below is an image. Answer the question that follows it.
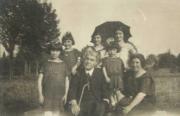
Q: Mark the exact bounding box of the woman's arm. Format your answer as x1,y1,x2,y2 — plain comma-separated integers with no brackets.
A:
38,73,44,103
65,76,70,96
123,92,146,114
38,73,43,95
62,76,70,104
102,67,111,83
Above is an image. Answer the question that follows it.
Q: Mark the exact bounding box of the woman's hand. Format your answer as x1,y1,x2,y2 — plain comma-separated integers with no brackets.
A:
105,76,111,83
72,57,81,75
102,67,111,83
76,57,81,66
39,94,44,104
62,94,67,105
123,92,146,115
122,105,132,115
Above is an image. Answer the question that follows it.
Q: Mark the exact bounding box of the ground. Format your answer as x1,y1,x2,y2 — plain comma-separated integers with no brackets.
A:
0,68,180,115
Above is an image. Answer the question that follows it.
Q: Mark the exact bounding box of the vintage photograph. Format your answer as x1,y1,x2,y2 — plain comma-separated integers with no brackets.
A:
0,0,180,116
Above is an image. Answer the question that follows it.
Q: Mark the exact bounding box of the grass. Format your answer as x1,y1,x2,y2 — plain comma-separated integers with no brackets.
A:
0,77,39,114
0,68,179,115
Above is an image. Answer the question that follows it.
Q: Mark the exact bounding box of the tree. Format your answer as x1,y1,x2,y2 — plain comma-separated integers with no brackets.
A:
176,53,180,71
0,0,60,78
158,50,177,69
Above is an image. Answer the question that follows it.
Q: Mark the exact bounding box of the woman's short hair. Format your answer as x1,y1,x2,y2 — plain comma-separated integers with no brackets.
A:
129,53,146,68
90,31,103,44
62,32,75,45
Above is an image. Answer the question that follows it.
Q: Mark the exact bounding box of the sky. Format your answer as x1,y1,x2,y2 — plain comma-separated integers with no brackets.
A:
48,0,180,56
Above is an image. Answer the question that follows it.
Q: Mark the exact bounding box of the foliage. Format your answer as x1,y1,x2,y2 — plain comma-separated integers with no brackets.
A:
158,51,176,69
0,78,39,113
145,54,159,70
0,0,60,77
0,0,60,60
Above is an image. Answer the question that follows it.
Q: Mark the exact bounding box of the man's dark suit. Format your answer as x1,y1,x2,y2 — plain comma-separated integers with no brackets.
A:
68,68,110,116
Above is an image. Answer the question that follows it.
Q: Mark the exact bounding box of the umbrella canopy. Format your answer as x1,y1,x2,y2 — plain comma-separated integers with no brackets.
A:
91,21,132,43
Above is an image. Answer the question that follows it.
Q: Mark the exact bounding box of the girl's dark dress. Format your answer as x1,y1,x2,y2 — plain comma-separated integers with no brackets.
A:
60,49,81,73
124,71,156,116
102,57,124,91
40,61,69,111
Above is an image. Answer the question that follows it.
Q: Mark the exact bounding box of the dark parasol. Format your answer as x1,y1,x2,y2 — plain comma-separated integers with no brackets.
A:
91,21,132,43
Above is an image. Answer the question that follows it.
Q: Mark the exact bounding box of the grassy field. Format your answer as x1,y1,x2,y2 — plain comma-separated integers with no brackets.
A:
0,77,39,116
0,68,179,115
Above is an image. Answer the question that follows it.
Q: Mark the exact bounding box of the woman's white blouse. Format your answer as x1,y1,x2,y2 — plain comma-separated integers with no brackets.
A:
117,43,137,69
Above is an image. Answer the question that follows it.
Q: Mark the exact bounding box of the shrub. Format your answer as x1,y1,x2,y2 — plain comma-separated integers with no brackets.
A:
0,78,39,113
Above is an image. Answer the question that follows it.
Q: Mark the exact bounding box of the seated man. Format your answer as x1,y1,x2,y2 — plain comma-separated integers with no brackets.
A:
68,46,109,116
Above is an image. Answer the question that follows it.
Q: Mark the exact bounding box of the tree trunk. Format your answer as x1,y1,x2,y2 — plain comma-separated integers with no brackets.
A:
2,40,15,80
35,60,39,76
28,62,31,76
24,60,28,76
8,52,14,80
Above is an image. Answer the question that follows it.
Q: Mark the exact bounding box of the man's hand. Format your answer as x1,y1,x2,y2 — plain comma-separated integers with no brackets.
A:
103,98,110,104
71,100,80,116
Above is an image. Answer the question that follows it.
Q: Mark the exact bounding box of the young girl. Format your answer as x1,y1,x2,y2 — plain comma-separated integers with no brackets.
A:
61,32,81,75
102,42,125,108
38,42,70,116
91,32,107,59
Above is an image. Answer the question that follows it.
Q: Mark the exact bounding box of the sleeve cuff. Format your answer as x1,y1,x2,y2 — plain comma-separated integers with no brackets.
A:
69,99,77,105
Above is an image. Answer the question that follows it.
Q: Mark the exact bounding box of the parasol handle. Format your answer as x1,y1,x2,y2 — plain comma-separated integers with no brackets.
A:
78,83,89,106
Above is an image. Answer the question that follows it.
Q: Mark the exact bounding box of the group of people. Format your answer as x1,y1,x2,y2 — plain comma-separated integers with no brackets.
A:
37,27,156,116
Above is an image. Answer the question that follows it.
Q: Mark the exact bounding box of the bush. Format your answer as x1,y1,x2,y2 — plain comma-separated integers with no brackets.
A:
0,78,39,113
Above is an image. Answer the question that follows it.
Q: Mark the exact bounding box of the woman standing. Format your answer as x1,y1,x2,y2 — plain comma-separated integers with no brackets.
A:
61,32,81,75
123,53,156,116
114,27,137,69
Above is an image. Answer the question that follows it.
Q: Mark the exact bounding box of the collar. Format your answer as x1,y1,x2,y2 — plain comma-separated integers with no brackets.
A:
95,45,104,51
85,68,94,76
64,48,74,52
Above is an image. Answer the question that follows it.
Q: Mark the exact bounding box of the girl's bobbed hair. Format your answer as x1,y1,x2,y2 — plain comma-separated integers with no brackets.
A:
62,32,75,45
106,41,120,52
48,42,63,52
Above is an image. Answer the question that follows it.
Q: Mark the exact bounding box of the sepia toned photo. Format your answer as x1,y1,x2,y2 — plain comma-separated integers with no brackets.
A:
0,0,180,116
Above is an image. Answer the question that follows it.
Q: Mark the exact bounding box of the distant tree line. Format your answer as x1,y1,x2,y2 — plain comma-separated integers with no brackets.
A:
145,50,180,73
1,48,180,78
